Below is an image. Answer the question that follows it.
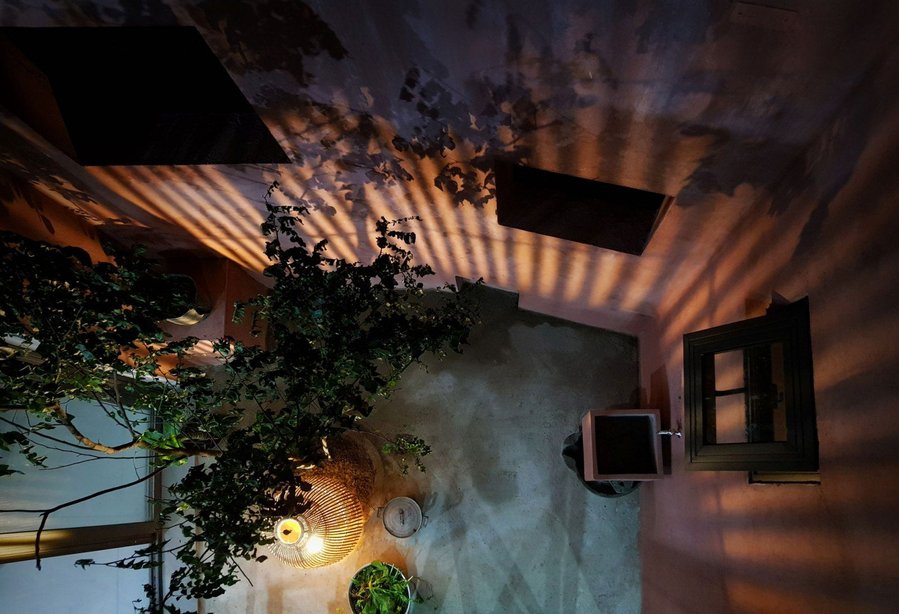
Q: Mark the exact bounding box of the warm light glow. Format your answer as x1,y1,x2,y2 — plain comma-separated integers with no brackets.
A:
305,535,324,554
275,518,304,545
268,473,365,568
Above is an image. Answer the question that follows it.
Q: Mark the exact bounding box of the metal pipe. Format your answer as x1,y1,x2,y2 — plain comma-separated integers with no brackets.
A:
658,421,683,438
658,429,683,438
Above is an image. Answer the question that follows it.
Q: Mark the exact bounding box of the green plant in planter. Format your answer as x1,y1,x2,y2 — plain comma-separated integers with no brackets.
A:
350,561,420,614
0,182,478,612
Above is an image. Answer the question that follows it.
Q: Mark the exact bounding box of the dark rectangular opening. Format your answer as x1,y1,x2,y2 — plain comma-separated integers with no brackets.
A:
494,162,670,255
594,415,658,474
0,27,289,165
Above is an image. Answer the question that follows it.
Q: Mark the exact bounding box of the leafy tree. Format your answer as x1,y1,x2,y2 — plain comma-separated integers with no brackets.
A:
0,182,477,612
0,231,225,469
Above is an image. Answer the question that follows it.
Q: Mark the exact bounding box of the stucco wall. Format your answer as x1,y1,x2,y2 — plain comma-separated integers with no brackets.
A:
639,37,899,614
3,2,899,611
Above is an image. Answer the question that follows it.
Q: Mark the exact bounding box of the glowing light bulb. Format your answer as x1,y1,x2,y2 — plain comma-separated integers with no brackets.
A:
305,535,324,554
275,518,304,545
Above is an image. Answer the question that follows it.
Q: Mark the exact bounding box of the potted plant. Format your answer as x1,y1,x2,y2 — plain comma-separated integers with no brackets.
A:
349,561,419,614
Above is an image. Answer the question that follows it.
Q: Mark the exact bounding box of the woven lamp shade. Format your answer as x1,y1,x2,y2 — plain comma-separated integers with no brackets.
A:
271,442,372,569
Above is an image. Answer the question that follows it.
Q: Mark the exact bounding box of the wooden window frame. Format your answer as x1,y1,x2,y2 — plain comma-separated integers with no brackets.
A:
684,298,818,471
0,520,157,564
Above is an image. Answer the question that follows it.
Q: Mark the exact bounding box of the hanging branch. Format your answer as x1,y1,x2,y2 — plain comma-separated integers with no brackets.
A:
0,466,164,569
0,187,480,612
50,401,142,454
38,455,155,471
0,415,103,454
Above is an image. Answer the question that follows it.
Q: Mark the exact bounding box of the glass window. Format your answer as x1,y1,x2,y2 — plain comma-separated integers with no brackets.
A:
0,399,153,533
684,298,818,471
0,546,151,613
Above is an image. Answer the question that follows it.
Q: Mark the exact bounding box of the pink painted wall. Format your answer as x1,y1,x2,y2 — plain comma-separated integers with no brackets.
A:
0,171,110,263
638,41,899,614
2,4,899,610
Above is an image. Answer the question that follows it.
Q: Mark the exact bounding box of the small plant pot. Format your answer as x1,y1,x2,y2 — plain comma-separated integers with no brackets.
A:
378,496,428,538
348,562,414,614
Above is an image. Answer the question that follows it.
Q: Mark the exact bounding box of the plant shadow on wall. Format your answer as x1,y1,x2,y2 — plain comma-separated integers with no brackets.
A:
0,122,104,214
3,0,612,254
0,182,479,613
193,2,591,217
268,61,559,228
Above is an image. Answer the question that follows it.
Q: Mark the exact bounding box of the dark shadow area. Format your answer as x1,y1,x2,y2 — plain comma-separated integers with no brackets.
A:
0,27,289,165
677,123,803,200
561,430,640,498
495,161,670,254
0,121,100,209
0,170,58,234
784,53,889,260
595,416,657,474
669,6,894,211
186,0,346,91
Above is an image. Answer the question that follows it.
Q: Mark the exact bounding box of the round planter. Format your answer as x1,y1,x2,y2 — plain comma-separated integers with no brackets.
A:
348,562,413,614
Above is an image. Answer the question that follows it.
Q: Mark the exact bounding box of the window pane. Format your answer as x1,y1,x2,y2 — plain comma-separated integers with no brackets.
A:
715,392,747,443
745,342,787,442
714,350,744,390
0,546,151,613
703,345,789,445
0,399,152,532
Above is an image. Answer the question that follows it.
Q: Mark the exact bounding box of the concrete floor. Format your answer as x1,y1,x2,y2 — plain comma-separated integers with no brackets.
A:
208,285,641,613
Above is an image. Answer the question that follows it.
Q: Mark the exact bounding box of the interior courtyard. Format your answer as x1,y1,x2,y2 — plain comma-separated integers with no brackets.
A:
2,1,899,612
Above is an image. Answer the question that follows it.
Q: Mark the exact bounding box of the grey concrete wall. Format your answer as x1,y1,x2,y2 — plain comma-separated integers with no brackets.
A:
207,285,643,613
